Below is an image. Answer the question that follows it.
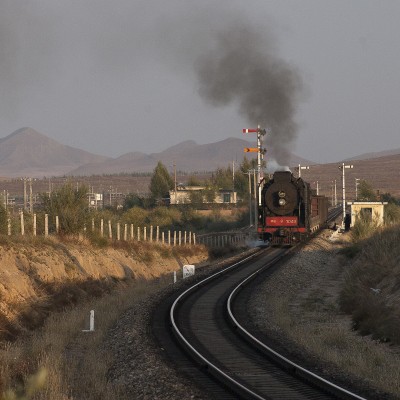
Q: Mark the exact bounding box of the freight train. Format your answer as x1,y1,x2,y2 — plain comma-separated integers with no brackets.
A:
258,170,328,245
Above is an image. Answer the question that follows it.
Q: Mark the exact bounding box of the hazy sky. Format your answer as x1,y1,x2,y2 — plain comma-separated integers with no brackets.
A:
1,0,400,163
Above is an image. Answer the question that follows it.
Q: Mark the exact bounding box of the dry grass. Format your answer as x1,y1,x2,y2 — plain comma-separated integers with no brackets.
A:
0,233,212,399
251,233,400,398
0,275,172,400
340,225,400,345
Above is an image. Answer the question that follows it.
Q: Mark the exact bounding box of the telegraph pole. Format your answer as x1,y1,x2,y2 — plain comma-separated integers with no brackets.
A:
355,178,360,200
339,163,354,221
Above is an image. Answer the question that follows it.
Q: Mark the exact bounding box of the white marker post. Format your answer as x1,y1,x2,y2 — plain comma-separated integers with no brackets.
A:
82,310,95,332
173,271,177,284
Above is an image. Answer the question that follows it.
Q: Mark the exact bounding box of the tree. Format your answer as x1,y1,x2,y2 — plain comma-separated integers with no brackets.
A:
149,161,174,204
41,183,89,235
358,180,377,201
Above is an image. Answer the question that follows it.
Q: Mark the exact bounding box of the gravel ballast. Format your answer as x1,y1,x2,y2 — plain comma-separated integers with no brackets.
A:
105,233,400,399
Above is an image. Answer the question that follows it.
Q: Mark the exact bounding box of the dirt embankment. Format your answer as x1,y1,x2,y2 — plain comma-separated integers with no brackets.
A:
0,237,208,340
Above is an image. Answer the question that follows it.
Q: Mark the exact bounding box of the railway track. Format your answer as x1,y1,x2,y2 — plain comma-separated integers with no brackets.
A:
154,245,366,399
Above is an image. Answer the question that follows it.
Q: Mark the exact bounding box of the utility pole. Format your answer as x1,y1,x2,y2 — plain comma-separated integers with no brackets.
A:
29,178,33,213
335,179,337,206
355,178,360,200
23,178,27,211
339,163,354,222
173,162,177,204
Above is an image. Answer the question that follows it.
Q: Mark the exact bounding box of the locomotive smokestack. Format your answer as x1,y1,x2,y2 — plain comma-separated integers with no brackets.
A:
195,23,303,165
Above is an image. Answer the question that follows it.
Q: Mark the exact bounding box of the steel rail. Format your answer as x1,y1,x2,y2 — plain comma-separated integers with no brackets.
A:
226,257,366,399
169,249,269,400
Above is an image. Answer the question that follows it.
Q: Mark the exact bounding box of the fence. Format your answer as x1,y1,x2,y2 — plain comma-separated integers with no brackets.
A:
2,212,252,248
196,231,250,247
3,212,197,246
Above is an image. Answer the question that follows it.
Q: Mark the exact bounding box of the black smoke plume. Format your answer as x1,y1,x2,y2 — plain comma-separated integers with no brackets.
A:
195,23,303,164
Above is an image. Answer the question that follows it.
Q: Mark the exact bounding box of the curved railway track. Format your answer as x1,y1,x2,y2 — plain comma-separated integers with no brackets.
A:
154,245,366,399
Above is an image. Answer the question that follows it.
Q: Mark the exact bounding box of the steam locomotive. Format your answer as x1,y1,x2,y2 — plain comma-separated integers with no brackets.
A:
258,170,328,245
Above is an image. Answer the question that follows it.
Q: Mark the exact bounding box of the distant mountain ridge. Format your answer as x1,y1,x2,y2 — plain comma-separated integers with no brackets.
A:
3,127,398,179
68,137,312,176
0,128,109,178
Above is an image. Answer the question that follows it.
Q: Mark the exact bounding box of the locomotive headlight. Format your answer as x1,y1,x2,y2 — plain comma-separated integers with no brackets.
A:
278,191,286,206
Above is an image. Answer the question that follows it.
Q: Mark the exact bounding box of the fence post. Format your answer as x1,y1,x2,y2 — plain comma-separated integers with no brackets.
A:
7,217,11,236
20,212,24,236
137,226,140,241
92,218,95,232
173,231,177,246
144,226,147,241
33,213,37,236
45,214,48,237
189,231,192,245
124,224,127,241
150,225,153,242
184,231,187,245
193,233,196,245
156,226,159,243
162,231,165,244
55,216,59,234
100,219,104,237
130,224,134,240
108,220,112,239
178,231,181,246
117,222,120,241
168,230,171,246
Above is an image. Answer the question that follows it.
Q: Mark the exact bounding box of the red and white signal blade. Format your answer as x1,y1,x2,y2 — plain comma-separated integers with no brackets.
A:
242,128,258,133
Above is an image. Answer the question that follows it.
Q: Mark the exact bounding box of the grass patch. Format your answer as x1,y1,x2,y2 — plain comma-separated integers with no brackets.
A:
340,224,400,344
0,275,172,399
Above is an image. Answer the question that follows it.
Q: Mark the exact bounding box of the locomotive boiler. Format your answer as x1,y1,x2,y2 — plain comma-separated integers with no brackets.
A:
258,170,328,245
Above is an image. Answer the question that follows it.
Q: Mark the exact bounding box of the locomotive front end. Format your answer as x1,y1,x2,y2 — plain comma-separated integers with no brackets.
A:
258,171,308,245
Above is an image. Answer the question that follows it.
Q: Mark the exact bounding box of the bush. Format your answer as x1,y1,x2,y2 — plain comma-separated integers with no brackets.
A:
40,183,90,235
340,225,400,344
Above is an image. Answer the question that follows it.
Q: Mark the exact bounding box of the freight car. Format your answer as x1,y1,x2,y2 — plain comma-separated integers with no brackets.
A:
258,170,328,245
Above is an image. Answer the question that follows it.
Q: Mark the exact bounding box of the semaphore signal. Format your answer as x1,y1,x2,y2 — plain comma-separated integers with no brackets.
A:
242,126,269,229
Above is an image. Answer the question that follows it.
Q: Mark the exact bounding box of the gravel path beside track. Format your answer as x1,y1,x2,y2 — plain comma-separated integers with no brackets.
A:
249,230,400,400
104,232,400,399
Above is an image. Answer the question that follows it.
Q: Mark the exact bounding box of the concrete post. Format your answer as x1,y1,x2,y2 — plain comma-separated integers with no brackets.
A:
33,213,37,236
20,212,24,236
45,214,48,237
100,219,104,237
108,220,112,239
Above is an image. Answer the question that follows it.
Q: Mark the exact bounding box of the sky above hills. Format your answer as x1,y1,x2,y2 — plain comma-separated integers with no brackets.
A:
1,1,400,164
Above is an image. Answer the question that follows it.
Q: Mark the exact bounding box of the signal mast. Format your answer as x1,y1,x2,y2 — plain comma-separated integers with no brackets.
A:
242,125,267,227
